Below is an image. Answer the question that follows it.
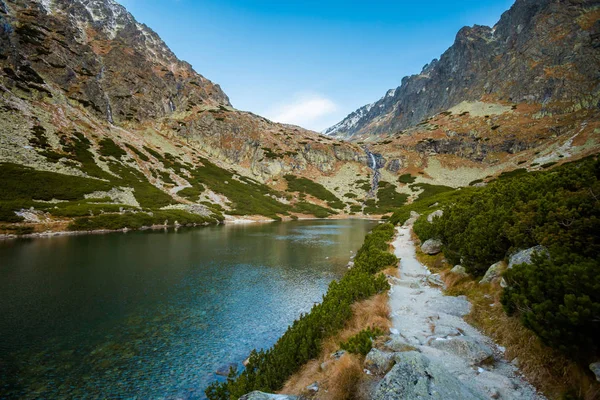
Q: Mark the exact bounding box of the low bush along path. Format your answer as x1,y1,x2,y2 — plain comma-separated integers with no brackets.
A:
379,215,545,399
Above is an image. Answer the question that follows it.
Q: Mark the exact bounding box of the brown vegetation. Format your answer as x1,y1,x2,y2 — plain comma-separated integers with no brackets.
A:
431,266,600,400
280,292,392,399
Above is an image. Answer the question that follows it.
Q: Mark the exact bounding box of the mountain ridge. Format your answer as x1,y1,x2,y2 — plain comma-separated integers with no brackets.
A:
325,0,600,139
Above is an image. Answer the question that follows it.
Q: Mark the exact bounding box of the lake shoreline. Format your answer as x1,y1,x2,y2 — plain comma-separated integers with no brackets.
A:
0,214,384,240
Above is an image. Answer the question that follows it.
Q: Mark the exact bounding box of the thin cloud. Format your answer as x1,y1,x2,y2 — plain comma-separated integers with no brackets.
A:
268,94,338,132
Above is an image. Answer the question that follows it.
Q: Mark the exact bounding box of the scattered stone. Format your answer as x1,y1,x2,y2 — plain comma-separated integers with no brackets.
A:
427,295,471,317
429,336,494,365
450,265,468,276
508,246,549,269
426,273,445,288
421,239,443,255
500,277,508,288
365,348,396,375
374,352,486,400
479,261,506,284
330,350,346,360
215,363,237,376
239,392,298,400
590,361,600,382
385,336,418,352
427,210,444,223
306,382,319,393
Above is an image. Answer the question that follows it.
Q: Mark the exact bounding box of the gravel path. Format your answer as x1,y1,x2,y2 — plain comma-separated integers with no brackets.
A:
385,219,545,400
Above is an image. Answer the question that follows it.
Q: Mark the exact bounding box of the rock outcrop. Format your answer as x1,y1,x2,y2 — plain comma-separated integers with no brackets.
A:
508,245,549,268
325,0,600,138
421,239,443,255
374,351,486,400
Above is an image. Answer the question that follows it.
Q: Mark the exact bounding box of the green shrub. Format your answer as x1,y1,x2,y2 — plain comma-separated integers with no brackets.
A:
98,138,126,158
410,156,600,362
68,210,216,231
125,144,150,161
284,175,344,209
502,253,600,361
293,202,334,218
205,223,396,399
0,163,112,202
178,186,204,201
398,174,416,184
409,183,454,200
340,327,384,355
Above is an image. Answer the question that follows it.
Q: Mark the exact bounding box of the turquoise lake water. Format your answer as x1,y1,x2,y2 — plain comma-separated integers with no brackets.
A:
0,219,376,399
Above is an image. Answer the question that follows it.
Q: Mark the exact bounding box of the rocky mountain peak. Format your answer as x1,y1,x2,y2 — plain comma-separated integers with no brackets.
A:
1,0,230,125
325,0,600,139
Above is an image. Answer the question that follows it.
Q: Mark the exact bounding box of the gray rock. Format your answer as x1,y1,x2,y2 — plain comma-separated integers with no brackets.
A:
331,350,346,359
450,265,468,277
427,210,444,223
421,239,443,255
385,336,418,352
374,352,486,400
429,336,494,365
508,246,549,269
479,261,506,284
590,361,600,382
215,362,237,376
427,295,472,317
306,382,319,393
427,273,446,288
365,348,396,375
239,392,298,400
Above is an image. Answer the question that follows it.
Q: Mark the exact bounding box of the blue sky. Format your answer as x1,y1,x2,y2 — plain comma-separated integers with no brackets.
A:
119,0,514,131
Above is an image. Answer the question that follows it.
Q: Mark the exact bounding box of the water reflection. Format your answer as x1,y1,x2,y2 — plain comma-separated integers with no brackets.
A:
0,219,376,399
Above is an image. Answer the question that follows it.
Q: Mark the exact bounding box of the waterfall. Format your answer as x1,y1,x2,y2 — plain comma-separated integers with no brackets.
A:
168,98,176,112
105,95,114,124
364,147,381,197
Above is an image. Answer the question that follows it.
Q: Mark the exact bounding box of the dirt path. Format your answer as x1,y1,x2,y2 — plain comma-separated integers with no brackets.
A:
385,219,545,399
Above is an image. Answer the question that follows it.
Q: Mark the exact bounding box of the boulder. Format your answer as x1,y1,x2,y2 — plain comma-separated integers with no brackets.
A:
421,239,443,255
427,273,446,288
306,382,319,393
385,336,418,353
590,361,600,382
239,392,298,400
215,362,237,376
374,352,486,400
450,265,468,277
508,246,549,269
427,210,444,223
429,336,494,365
479,261,506,284
365,348,396,375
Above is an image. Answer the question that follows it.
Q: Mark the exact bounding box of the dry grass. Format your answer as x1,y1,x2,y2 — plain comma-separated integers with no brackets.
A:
440,269,600,400
280,292,391,399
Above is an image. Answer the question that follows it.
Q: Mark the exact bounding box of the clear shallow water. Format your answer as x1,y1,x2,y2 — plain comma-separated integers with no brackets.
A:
0,220,376,399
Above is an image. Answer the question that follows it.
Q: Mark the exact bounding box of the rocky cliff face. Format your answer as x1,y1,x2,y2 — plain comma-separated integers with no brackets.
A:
325,0,600,138
0,0,377,231
0,0,229,124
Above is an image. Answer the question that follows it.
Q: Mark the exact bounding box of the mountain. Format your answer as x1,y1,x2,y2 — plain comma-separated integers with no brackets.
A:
325,0,600,139
0,0,376,234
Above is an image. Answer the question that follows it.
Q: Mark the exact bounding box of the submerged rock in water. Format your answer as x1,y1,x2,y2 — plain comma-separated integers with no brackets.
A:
421,239,443,255
374,351,486,400
215,362,237,376
239,392,298,400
